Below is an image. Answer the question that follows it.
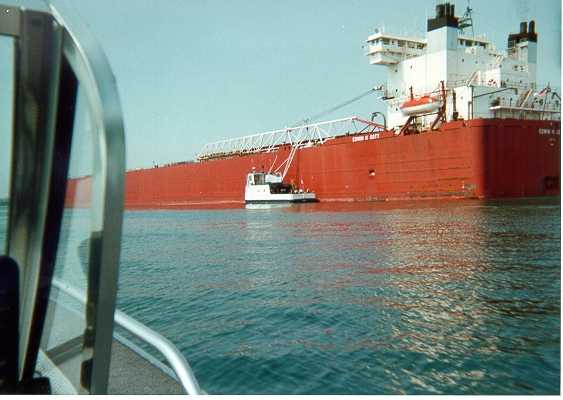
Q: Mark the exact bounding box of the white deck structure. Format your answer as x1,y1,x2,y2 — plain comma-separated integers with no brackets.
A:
365,1,560,130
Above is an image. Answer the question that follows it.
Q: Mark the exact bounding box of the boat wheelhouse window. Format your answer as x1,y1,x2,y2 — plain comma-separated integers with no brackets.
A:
253,174,265,185
382,38,389,45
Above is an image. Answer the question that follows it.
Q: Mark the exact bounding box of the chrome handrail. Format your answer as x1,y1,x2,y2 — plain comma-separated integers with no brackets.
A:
52,278,203,395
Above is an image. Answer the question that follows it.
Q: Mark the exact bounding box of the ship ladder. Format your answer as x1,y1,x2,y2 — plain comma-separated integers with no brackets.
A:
465,70,479,86
517,88,533,107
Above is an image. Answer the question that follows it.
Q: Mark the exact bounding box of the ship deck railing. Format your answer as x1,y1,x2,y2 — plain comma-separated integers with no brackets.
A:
50,279,204,395
447,78,560,94
472,110,561,120
197,116,384,161
384,81,560,108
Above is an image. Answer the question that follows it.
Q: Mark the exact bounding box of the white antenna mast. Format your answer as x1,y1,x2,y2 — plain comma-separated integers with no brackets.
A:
458,0,475,37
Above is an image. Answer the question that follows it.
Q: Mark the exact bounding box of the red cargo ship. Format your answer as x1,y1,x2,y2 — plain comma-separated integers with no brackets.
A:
66,2,561,209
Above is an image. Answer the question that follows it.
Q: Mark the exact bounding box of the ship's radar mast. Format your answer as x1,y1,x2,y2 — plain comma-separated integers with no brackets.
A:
458,0,474,36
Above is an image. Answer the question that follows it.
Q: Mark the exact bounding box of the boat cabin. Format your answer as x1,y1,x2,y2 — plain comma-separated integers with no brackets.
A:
246,172,293,194
245,172,316,203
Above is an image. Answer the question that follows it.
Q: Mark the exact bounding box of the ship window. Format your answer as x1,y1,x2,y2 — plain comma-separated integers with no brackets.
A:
382,38,389,45
417,44,424,49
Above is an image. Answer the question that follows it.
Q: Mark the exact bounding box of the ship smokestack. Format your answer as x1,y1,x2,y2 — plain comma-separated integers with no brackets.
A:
529,20,535,34
436,4,445,18
428,1,459,32
508,19,538,49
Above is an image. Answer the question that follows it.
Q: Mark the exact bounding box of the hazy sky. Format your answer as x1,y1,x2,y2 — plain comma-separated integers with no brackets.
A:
0,0,561,196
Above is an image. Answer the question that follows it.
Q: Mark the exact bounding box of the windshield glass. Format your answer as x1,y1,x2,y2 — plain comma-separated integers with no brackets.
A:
39,85,94,394
0,36,14,251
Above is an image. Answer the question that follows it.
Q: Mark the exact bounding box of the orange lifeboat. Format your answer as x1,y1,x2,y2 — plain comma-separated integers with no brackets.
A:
400,96,442,116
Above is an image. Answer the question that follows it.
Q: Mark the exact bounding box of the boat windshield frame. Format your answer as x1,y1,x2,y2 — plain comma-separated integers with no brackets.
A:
0,0,125,394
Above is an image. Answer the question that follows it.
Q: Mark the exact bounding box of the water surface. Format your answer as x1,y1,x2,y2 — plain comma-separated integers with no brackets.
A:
116,198,560,394
0,198,559,394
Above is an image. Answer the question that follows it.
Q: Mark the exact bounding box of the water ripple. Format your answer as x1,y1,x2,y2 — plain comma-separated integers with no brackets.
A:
110,198,561,394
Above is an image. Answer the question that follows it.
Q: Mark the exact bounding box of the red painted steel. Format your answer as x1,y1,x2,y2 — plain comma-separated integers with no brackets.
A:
65,119,560,208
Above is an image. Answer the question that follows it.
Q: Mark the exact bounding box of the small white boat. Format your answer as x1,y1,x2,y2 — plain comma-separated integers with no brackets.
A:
244,172,317,204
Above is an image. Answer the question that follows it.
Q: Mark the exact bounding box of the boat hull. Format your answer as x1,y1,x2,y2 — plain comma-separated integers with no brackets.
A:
65,119,560,209
245,199,319,204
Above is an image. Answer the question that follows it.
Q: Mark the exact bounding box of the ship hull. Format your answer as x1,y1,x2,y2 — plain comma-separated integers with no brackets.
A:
65,119,560,209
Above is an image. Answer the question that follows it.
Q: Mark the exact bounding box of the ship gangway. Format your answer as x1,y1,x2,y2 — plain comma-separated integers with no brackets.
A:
196,116,384,161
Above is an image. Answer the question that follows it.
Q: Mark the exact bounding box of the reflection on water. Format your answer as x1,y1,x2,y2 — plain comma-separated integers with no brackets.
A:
0,197,559,394
115,197,559,395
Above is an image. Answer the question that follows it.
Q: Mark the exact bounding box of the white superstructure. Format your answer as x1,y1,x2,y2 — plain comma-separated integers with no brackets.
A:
365,1,561,131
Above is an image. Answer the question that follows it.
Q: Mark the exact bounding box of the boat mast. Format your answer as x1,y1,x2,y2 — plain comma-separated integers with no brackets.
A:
458,0,474,37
